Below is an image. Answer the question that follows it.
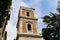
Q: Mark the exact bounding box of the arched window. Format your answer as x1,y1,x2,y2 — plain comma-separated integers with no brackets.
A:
27,24,31,31
26,12,30,16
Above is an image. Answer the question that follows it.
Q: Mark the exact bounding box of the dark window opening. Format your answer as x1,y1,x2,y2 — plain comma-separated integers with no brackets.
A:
27,24,31,31
27,12,29,16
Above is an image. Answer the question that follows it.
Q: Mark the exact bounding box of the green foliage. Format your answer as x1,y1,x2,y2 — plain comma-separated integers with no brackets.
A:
42,28,57,40
57,1,60,13
42,13,60,28
0,0,12,13
42,12,60,40
42,1,60,40
0,0,12,27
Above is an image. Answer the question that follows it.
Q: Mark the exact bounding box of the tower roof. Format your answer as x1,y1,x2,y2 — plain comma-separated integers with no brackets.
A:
20,6,35,10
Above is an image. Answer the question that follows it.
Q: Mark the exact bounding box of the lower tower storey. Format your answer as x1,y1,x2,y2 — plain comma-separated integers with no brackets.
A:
16,34,41,40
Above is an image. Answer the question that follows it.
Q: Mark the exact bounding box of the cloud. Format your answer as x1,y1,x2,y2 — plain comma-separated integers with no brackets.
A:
20,1,29,7
6,0,29,40
33,0,42,3
6,21,17,40
35,7,42,18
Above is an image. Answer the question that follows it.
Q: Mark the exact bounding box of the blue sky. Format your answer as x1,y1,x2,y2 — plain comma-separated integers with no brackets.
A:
6,0,59,40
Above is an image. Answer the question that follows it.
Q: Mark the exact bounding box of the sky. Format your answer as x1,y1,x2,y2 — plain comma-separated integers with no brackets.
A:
6,0,59,40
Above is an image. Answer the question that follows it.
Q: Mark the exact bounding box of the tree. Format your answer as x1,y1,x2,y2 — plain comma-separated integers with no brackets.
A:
57,1,60,13
0,0,12,27
42,1,60,40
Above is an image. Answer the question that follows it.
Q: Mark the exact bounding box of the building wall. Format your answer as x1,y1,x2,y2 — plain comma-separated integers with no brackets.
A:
19,7,35,18
0,12,10,40
16,6,42,40
18,36,40,40
17,18,38,34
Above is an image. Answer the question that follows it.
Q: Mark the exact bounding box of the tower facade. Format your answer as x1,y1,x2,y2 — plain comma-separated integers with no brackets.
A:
16,6,41,40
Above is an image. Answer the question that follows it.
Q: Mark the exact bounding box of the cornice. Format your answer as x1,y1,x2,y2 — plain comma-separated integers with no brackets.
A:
18,34,42,38
19,16,38,21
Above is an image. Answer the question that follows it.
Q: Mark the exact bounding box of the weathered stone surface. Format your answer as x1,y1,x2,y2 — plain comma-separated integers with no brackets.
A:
16,6,42,40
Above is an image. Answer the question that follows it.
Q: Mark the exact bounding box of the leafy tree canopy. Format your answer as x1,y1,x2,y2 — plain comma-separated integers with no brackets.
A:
42,1,60,40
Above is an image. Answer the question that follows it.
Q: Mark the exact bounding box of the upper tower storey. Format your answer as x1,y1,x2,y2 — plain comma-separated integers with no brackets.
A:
18,6,36,19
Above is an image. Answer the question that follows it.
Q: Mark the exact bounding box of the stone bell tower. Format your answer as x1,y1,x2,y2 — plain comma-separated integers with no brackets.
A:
16,6,41,40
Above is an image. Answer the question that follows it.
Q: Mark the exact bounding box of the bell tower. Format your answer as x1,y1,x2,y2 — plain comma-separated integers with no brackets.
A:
16,6,41,40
